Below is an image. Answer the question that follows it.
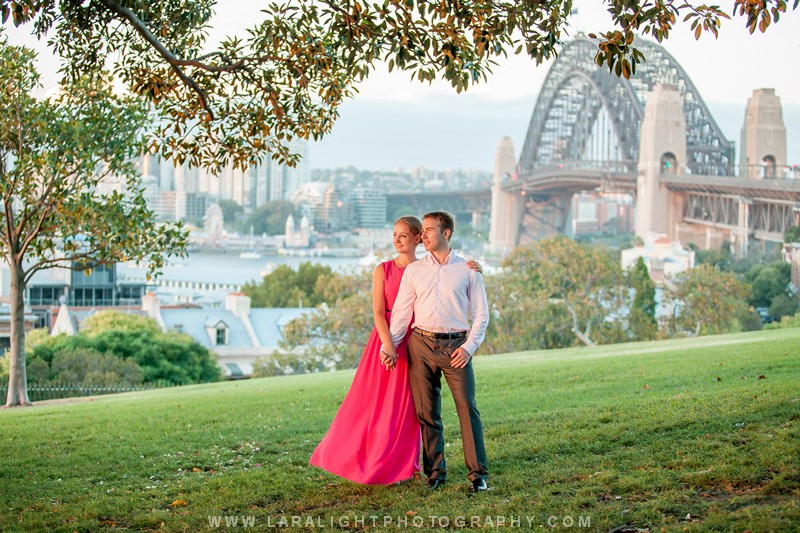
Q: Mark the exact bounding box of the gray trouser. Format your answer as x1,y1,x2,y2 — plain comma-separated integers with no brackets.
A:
407,330,488,482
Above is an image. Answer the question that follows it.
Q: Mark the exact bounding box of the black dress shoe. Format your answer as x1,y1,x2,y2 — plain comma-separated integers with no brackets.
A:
469,479,488,492
426,478,446,489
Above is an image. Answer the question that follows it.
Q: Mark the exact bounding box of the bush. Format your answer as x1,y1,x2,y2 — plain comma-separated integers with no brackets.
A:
49,348,143,386
765,310,800,329
768,294,799,322
26,358,50,383
738,308,764,332
252,351,314,377
26,312,222,386
746,265,787,308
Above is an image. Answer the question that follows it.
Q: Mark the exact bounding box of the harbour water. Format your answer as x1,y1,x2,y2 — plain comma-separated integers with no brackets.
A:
117,251,382,287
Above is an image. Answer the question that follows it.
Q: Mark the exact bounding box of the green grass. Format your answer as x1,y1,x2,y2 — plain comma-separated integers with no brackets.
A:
1,328,799,532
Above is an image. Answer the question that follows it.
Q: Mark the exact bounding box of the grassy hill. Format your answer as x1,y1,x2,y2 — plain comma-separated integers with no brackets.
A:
1,328,799,532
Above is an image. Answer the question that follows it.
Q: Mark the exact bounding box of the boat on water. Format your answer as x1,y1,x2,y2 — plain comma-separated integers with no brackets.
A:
239,225,262,259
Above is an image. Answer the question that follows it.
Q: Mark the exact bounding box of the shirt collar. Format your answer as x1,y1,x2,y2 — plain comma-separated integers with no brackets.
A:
425,248,456,265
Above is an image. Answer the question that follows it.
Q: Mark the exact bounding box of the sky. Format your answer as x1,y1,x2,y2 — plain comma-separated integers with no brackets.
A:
5,0,800,171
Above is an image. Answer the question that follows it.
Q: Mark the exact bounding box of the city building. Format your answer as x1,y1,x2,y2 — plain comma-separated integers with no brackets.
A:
0,261,152,330
284,214,312,248
0,304,39,352
266,139,311,203
621,233,696,283
315,185,355,233
350,187,387,228
137,139,310,217
572,192,635,236
152,191,209,222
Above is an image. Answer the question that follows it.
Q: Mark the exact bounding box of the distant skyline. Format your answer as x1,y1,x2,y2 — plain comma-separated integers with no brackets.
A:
5,0,799,170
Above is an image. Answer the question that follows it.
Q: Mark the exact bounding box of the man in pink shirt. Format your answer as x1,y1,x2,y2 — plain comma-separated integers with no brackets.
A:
382,211,490,492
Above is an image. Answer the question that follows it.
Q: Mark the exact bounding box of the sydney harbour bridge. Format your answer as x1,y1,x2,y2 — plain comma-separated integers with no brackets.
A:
387,35,800,256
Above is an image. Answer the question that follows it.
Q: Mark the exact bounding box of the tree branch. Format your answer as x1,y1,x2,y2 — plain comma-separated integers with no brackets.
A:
97,0,214,119
16,204,56,258
565,302,596,347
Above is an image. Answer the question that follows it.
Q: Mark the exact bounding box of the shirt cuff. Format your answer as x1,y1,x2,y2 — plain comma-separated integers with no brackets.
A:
461,341,477,356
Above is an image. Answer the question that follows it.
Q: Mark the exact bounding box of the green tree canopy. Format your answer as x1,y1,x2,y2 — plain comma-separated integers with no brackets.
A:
768,294,799,323
666,264,751,336
745,262,792,308
490,236,627,349
216,199,244,229
242,201,296,236
627,256,658,341
48,348,143,387
747,266,786,308
81,310,162,337
27,312,221,386
242,261,333,308
784,225,800,243
265,268,373,373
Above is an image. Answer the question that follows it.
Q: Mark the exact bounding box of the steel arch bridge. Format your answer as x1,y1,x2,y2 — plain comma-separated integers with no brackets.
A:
391,36,798,250
517,35,735,179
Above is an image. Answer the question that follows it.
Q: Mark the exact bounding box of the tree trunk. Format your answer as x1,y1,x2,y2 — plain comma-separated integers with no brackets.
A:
566,303,596,347
5,261,31,407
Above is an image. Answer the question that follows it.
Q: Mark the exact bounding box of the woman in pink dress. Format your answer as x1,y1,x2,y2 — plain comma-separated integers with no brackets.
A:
310,216,481,484
310,216,424,484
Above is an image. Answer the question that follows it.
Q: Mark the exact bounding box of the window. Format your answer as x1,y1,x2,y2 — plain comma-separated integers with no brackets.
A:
761,155,777,179
27,286,66,306
660,153,677,175
216,327,227,345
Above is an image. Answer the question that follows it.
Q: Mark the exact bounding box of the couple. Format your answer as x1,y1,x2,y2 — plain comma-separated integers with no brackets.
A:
310,211,490,492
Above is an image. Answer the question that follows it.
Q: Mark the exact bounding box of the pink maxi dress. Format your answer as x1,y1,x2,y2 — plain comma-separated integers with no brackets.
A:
310,260,421,484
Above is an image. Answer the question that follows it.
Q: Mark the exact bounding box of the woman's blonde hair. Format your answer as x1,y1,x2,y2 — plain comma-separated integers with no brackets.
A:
394,215,422,236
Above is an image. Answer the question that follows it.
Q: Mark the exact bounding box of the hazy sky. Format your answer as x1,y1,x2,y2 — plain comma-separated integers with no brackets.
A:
5,0,800,170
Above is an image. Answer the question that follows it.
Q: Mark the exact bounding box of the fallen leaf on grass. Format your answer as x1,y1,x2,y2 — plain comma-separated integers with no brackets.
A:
405,511,417,517
643,384,650,390
168,500,188,508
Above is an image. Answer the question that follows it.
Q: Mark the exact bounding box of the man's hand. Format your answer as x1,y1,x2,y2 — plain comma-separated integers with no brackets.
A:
450,346,472,369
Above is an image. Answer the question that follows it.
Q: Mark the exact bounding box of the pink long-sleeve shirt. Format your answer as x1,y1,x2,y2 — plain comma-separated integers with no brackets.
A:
385,249,489,356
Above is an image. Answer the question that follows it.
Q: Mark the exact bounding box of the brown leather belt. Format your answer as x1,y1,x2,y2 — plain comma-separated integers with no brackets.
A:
413,328,467,340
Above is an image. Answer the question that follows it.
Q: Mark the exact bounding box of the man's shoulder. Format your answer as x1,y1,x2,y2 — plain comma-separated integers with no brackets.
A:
449,253,468,264
405,259,426,275
447,253,472,271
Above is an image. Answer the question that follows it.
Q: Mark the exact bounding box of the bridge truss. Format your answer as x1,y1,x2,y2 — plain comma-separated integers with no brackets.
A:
682,193,799,239
518,36,735,177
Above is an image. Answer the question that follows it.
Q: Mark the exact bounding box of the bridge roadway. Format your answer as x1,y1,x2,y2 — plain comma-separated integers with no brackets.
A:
386,161,800,238
660,174,800,201
385,187,492,218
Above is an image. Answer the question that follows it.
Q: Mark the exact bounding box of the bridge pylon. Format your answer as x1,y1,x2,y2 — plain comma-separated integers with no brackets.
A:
635,85,686,240
740,88,787,179
489,137,523,255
